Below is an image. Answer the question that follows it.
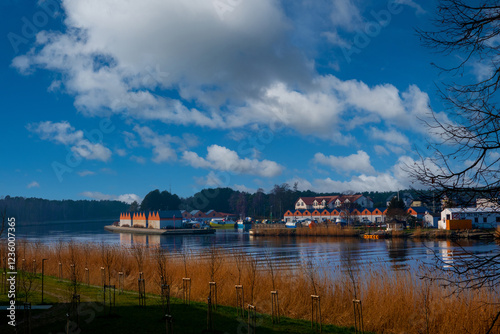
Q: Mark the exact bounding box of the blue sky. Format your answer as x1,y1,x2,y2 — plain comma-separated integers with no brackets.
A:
1,0,463,203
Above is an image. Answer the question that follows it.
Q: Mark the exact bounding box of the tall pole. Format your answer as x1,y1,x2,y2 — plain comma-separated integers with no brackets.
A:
41,258,48,304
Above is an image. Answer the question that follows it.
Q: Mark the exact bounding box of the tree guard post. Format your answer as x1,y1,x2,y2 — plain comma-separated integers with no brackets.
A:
165,314,173,334
353,299,364,334
271,290,280,324
138,272,146,307
235,285,244,317
104,284,116,314
58,262,63,280
100,267,106,290
182,278,191,305
209,281,217,311
118,272,124,294
207,295,213,331
248,304,256,334
311,295,322,333
161,283,170,314
85,268,89,286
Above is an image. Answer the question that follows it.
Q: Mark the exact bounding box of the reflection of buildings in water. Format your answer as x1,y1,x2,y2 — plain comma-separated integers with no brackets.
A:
385,239,409,270
120,233,132,244
439,240,454,268
132,234,147,245
148,235,160,246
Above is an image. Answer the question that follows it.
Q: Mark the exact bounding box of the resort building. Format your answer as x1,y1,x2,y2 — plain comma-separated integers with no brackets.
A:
284,207,387,224
439,207,500,230
119,210,183,228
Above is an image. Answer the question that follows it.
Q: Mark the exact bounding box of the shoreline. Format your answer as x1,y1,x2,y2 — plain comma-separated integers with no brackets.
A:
249,226,497,240
104,225,216,235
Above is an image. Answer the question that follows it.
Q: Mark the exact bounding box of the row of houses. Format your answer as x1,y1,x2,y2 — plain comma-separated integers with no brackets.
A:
284,207,429,225
118,209,236,228
119,210,183,228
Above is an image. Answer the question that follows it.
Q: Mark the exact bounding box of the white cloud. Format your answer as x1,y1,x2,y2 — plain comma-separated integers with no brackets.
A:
228,77,433,144
77,170,95,177
374,145,390,156
133,125,177,163
12,0,435,145
27,121,112,162
182,145,283,177
395,0,426,15
27,181,40,189
194,171,228,188
80,191,141,204
13,0,307,118
115,149,127,157
370,127,409,146
330,0,364,31
286,177,313,191
313,150,375,174
133,125,199,163
130,156,146,164
233,184,257,194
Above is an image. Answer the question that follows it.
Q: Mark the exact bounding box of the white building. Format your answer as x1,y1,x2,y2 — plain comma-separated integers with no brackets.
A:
439,207,500,229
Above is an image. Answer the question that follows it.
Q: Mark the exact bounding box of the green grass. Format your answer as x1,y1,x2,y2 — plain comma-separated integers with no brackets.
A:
0,273,359,334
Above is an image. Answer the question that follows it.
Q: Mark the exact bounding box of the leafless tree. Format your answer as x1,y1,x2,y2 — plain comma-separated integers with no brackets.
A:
100,243,115,285
207,244,222,282
246,255,258,304
130,243,145,274
234,249,245,285
409,2,500,332
409,1,500,206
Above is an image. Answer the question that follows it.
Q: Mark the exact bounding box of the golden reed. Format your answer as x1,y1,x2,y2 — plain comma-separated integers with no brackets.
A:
4,239,499,334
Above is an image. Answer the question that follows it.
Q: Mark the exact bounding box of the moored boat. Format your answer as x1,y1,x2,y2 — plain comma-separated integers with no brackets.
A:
209,218,236,229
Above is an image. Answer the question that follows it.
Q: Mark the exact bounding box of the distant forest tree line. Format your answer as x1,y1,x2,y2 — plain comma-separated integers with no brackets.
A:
0,185,421,223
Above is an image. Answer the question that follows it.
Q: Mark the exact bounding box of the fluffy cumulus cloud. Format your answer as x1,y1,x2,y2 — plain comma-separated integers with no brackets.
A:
132,125,198,163
27,181,40,188
182,145,283,177
12,0,435,145
313,150,375,174
27,121,112,161
80,191,141,204
290,155,424,193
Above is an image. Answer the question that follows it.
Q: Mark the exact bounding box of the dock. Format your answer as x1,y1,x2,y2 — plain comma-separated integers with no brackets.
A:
104,225,215,235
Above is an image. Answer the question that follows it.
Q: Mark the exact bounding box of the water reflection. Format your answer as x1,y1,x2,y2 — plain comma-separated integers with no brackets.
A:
385,239,409,270
12,220,499,273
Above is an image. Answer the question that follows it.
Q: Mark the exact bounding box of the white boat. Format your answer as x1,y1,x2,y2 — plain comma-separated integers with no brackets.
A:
285,221,299,228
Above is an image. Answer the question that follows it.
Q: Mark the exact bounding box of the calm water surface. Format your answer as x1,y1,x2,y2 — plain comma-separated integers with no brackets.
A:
14,220,499,272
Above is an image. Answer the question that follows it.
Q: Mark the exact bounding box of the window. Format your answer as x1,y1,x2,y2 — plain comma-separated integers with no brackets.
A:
483,217,487,223
446,214,450,220
475,217,478,223
496,217,500,223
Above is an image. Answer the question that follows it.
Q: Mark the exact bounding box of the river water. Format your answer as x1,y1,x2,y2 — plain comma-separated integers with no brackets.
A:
13,220,499,273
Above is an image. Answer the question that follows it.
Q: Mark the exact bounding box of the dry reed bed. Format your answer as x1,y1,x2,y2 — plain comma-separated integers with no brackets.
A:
2,240,499,334
251,225,361,237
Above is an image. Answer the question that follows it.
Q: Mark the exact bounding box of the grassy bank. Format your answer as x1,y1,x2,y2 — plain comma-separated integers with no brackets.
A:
1,240,499,333
0,274,355,334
